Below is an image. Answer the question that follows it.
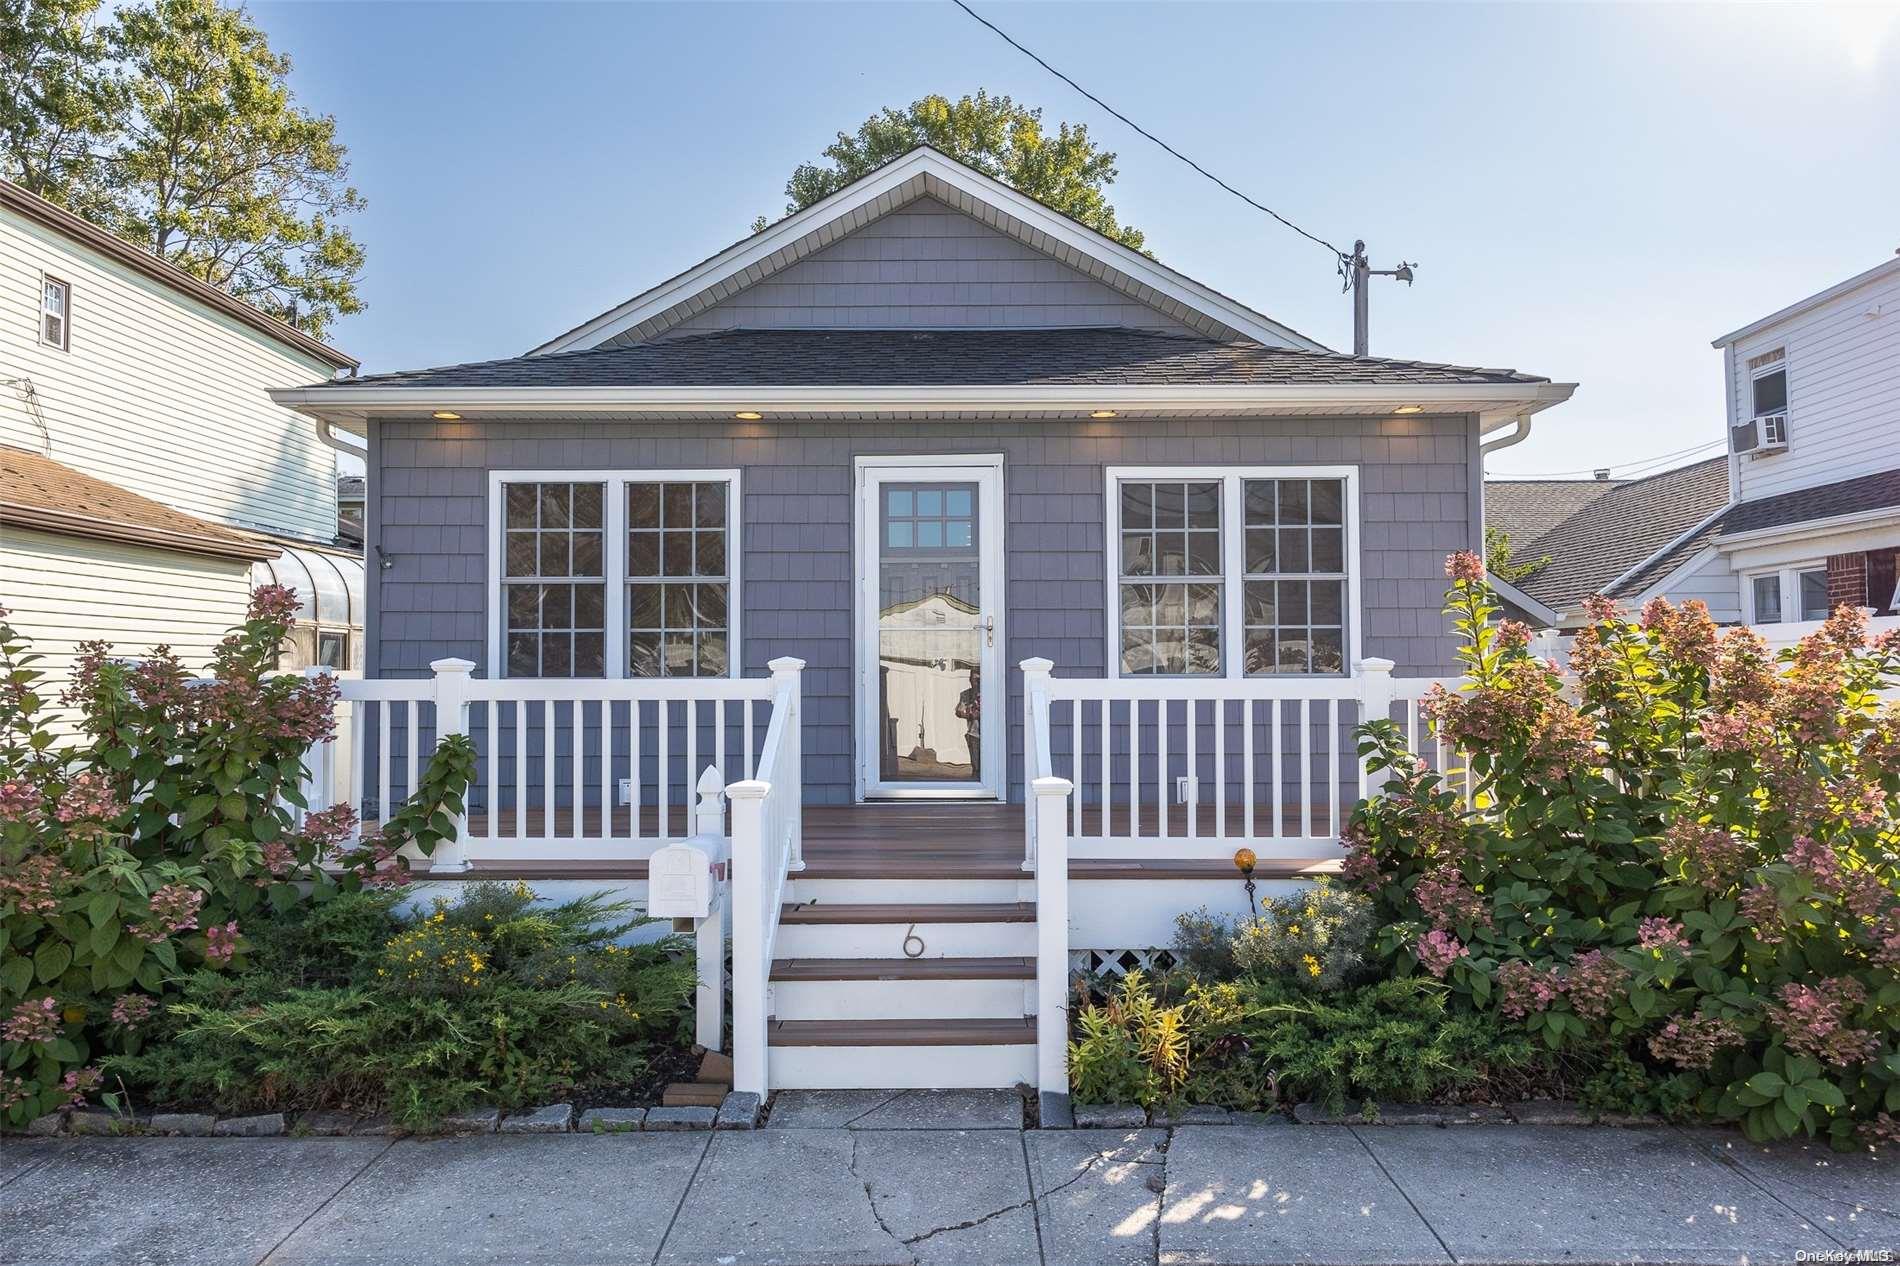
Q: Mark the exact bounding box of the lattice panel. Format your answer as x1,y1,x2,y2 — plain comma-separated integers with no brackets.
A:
1070,948,1179,977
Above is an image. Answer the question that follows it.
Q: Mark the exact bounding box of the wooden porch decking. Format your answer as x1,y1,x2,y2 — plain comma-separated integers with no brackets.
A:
412,801,1342,881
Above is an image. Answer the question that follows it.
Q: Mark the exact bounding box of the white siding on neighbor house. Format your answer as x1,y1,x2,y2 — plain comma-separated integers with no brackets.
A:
1,527,253,727
0,205,339,541
1726,265,1900,503
661,198,1202,338
1646,548,1743,623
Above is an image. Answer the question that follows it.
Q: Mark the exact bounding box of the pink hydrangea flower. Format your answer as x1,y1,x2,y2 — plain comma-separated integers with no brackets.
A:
1564,950,1629,1021
110,994,155,1028
1,997,61,1045
204,921,240,966
1415,929,1467,978
1497,959,1564,1019
1444,551,1485,584
1765,978,1879,1067
133,883,204,943
1637,917,1690,952
1649,1014,1743,1070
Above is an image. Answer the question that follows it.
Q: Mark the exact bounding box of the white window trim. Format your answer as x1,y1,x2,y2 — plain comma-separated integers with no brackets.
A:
1103,464,1363,680
39,273,69,351
485,468,742,679
1742,560,1827,624
1749,352,1787,421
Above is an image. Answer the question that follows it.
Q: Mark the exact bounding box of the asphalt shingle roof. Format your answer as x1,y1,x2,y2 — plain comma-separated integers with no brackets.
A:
1,445,279,562
1713,468,1900,536
318,328,1549,391
1487,456,1731,611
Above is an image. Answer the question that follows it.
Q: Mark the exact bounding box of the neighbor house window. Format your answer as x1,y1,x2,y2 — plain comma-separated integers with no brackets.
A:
316,630,349,669
1107,467,1358,678
1747,564,1829,624
40,276,69,350
489,470,740,679
1749,348,1787,418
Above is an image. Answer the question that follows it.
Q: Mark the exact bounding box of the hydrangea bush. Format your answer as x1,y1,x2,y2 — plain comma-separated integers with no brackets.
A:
0,592,474,1127
1344,554,1900,1146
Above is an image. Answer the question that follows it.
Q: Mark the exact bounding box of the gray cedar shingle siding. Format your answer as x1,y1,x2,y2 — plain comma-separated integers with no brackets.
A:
371,413,1478,805
660,198,1198,338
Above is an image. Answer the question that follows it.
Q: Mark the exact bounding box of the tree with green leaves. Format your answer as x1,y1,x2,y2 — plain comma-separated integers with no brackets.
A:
0,0,364,337
1484,525,1549,585
0,0,122,220
755,90,1145,253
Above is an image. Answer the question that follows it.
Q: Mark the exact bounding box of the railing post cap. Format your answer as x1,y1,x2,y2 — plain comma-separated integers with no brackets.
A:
1358,657,1396,674
724,779,771,800
1019,657,1055,674
696,765,725,795
766,656,806,674
1031,775,1073,795
430,657,476,676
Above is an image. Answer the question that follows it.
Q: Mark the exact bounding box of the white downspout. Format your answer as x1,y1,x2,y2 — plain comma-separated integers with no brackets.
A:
314,417,366,458
1478,414,1532,456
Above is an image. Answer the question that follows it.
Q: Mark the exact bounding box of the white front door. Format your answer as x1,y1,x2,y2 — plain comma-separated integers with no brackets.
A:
855,457,1005,800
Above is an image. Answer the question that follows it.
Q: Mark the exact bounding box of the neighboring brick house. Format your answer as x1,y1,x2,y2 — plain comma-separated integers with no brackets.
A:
1488,256,1899,631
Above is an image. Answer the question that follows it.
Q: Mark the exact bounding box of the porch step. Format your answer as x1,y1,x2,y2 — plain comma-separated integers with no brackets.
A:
768,1017,1034,1046
779,901,1034,924
772,956,1034,980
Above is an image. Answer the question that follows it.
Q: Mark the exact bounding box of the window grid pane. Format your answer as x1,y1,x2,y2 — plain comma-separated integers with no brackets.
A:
1118,479,1222,675
501,480,606,678
1242,477,1347,676
628,480,730,677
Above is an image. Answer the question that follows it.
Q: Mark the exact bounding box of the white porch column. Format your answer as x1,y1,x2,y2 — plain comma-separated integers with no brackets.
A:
726,778,769,1096
767,656,804,872
1032,773,1073,1094
1355,656,1397,799
428,657,476,874
1019,657,1054,873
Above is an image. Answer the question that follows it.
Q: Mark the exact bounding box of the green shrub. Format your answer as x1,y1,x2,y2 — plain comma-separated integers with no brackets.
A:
1344,554,1900,1147
1238,977,1541,1115
0,594,473,1127
104,884,695,1128
1171,884,1374,991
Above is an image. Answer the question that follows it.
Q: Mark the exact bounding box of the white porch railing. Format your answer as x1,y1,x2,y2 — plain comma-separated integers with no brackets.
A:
1022,657,1459,861
301,657,790,869
726,657,805,1097
1022,658,1074,1094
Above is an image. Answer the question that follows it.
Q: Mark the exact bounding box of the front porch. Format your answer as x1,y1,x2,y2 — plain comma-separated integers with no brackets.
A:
301,655,1461,1097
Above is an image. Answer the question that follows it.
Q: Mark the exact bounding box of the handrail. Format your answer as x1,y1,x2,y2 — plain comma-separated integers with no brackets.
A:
725,656,805,1097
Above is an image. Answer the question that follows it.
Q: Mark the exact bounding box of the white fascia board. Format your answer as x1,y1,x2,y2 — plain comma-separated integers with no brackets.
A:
1600,500,1734,597
272,380,1580,428
1711,256,1900,348
1486,576,1563,627
527,147,1329,356
1627,544,1724,606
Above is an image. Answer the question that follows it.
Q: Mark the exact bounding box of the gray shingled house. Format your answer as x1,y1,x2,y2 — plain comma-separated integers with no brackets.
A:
273,147,1575,1094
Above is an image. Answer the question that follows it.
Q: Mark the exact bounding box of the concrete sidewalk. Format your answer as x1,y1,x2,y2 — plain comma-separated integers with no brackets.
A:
2,1092,1894,1265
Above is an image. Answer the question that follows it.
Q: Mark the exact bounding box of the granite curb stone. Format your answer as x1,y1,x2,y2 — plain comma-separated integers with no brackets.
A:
1073,1103,1146,1129
578,1107,647,1133
644,1105,716,1131
499,1103,574,1134
714,1091,761,1130
438,1106,500,1134
1039,1090,1074,1129
213,1112,287,1137
149,1112,218,1136
296,1111,359,1136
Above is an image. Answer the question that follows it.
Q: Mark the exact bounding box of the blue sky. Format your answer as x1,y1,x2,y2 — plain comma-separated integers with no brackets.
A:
256,0,1898,478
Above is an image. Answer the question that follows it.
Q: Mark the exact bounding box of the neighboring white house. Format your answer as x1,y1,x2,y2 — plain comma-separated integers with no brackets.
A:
1489,255,1899,635
0,179,365,702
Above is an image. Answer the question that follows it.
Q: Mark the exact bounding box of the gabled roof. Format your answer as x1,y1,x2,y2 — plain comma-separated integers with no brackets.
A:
1487,456,1731,612
321,328,1550,391
528,146,1327,355
1713,255,1900,349
0,180,356,371
1,445,280,562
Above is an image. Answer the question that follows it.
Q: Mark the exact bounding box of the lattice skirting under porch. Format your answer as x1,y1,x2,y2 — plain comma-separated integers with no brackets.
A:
1070,948,1179,977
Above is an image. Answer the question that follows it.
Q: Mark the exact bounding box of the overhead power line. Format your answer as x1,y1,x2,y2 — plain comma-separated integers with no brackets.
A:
1497,439,1725,481
949,0,1350,265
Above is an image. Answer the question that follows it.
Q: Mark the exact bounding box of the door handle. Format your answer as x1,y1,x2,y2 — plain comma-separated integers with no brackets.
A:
984,615,995,647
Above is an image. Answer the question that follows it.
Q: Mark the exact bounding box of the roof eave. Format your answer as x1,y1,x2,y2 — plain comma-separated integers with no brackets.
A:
526,147,1330,357
0,502,282,562
1711,256,1900,349
273,380,1578,432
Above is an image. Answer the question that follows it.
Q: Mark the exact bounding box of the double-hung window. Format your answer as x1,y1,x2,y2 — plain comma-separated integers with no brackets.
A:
490,470,740,678
40,276,69,350
1107,466,1358,678
1747,563,1829,624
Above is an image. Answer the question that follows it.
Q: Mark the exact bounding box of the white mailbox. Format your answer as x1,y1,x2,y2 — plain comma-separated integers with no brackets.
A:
646,842,713,919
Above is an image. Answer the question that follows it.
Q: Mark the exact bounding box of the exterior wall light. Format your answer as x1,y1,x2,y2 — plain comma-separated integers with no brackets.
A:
431,410,462,420
1089,410,1118,419
1392,405,1424,415
734,411,764,421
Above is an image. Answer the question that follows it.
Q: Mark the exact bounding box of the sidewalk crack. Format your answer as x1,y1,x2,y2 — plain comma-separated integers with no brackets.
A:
848,1130,916,1263
841,1090,908,1128
904,1143,1139,1250
255,1138,393,1265
650,1131,717,1266
1347,1125,1456,1265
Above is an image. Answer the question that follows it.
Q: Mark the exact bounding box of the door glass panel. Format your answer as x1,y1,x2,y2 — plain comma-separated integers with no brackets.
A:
878,481,982,783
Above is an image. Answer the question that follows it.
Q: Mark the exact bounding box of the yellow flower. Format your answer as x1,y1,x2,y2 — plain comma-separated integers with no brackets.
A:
1303,954,1322,977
